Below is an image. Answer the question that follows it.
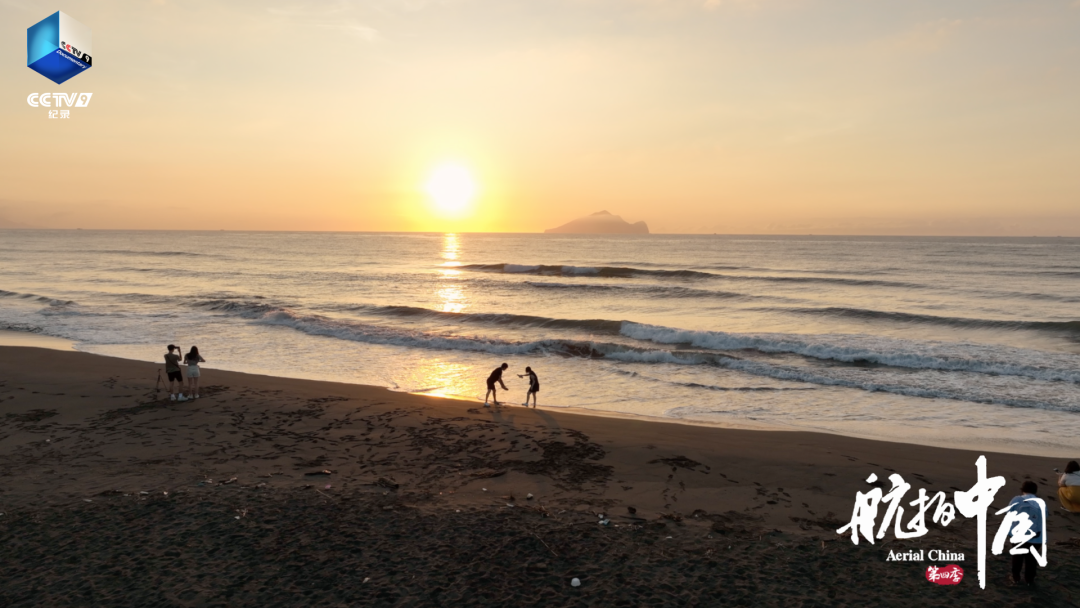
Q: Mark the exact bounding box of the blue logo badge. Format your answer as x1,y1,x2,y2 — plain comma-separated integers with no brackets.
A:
27,11,93,85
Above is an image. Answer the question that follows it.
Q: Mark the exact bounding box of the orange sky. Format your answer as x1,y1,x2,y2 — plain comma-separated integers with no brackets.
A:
2,0,1079,234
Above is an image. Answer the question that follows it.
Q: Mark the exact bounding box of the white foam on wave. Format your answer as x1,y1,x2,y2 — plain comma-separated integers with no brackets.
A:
257,309,585,356
620,322,1080,384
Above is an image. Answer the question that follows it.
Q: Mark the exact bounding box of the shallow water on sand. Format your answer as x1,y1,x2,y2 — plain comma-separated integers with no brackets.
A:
2,230,1079,456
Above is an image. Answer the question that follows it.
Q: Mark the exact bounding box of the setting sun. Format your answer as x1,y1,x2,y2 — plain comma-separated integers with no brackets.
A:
425,163,477,217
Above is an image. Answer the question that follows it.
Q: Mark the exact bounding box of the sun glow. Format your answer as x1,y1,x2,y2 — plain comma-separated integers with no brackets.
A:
425,163,477,217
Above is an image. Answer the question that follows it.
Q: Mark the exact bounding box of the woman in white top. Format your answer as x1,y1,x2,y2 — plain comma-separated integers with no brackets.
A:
1059,460,1080,513
184,346,206,399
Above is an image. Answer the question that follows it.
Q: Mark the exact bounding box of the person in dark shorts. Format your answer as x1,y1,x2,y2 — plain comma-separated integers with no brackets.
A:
518,366,539,407
484,363,509,407
1005,480,1045,586
165,344,186,402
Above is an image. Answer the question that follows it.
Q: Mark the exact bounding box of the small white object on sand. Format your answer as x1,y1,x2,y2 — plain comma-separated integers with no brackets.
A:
571,578,581,587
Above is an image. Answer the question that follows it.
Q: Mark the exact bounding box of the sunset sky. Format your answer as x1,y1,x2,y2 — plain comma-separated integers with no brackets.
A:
2,0,1079,234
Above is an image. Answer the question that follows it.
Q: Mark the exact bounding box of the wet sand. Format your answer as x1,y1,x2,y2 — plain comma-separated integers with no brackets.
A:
1,346,1078,606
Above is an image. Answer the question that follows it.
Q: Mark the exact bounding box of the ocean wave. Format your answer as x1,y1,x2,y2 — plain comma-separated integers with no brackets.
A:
345,304,626,334
0,289,75,307
245,310,1079,411
620,322,1080,383
461,263,918,287
756,306,1080,333
461,263,715,279
524,281,761,301
197,298,1080,384
0,322,44,333
96,249,210,257
253,308,630,359
712,358,1078,412
195,299,284,317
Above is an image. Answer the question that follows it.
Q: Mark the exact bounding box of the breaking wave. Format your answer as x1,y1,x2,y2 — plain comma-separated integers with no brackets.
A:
620,322,1080,384
460,263,918,287
755,306,1080,334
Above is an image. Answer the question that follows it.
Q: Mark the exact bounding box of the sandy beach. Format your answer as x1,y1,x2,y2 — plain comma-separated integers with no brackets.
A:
1,345,1078,606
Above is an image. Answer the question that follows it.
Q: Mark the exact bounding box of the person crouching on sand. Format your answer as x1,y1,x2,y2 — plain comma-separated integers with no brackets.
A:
184,345,206,399
484,363,509,407
164,344,186,402
1059,460,1080,513
518,366,539,407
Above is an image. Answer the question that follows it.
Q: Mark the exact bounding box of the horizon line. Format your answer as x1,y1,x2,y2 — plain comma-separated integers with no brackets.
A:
2,227,1079,238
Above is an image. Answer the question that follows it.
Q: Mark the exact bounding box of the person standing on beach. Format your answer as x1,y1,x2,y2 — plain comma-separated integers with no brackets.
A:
164,344,186,402
518,366,539,407
1004,481,1045,586
184,346,206,400
484,363,509,407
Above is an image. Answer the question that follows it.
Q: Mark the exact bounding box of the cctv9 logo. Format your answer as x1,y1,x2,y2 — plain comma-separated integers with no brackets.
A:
27,92,93,107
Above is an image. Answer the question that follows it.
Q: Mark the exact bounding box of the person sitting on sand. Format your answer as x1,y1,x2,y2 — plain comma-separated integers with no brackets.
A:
1058,460,1080,513
184,346,206,400
518,366,539,407
484,363,509,407
165,344,186,402
1004,481,1045,586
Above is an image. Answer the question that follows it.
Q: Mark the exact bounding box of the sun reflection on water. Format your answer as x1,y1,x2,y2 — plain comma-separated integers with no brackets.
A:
441,233,460,262
407,357,475,400
437,233,467,313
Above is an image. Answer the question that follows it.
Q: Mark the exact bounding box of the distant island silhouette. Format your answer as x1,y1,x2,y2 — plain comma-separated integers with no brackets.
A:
544,210,649,234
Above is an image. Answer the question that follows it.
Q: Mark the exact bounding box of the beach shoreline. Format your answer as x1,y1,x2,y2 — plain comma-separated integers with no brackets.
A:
1,344,1078,605
2,328,1073,458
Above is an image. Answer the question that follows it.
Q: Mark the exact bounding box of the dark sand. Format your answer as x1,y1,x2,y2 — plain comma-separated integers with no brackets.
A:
1,347,1078,606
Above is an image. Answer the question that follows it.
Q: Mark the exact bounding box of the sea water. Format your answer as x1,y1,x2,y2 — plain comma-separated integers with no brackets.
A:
2,230,1078,456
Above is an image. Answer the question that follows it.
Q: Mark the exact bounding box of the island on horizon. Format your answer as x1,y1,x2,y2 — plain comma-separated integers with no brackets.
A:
544,210,649,234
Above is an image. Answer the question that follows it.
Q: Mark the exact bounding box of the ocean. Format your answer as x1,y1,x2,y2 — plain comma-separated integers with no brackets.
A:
2,230,1078,456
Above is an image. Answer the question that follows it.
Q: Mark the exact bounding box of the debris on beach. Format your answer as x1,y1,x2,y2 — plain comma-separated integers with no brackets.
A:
526,493,534,500
304,470,332,476
221,477,238,485
571,578,581,587
374,478,398,490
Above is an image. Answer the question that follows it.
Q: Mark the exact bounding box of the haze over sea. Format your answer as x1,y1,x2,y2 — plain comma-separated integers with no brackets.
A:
2,230,1079,456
